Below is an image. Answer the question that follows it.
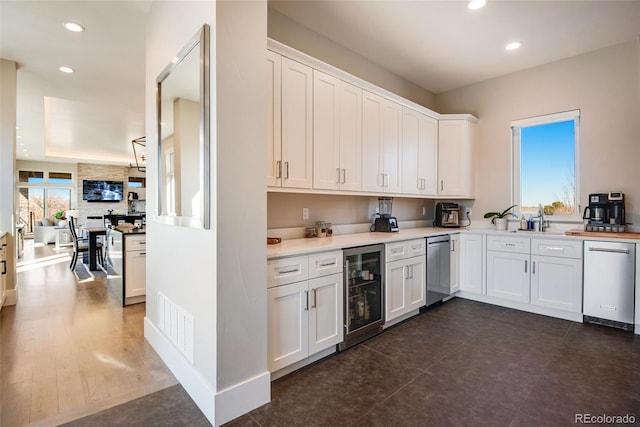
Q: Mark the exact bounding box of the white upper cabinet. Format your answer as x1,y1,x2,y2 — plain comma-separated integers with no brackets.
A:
313,71,362,191
402,108,437,196
268,52,313,189
266,51,282,187
362,91,402,193
438,119,475,198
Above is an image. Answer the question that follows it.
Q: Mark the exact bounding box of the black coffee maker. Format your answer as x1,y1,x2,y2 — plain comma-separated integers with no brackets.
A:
583,192,625,232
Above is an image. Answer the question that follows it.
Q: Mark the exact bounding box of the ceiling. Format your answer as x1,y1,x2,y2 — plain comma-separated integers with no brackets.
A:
2,1,639,165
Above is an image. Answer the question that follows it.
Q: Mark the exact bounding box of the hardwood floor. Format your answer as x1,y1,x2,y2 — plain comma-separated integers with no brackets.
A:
0,240,177,427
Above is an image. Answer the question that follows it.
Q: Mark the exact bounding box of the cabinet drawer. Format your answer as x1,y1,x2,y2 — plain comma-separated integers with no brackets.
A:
308,251,343,279
125,235,147,252
267,256,309,288
386,239,425,262
531,238,582,259
486,235,530,254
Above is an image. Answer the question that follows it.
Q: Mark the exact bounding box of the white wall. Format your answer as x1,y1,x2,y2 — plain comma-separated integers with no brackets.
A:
145,0,218,422
0,59,17,303
145,1,268,426
436,41,640,229
268,9,436,110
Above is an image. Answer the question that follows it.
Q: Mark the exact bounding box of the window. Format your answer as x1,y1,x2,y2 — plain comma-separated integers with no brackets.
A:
17,169,74,232
511,110,580,219
48,172,73,184
128,177,146,188
18,170,44,183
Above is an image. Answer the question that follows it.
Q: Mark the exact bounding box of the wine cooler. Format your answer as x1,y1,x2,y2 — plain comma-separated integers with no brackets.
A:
339,244,385,350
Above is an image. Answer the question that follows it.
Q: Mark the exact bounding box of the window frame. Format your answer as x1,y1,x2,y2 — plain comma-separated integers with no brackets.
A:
511,110,581,222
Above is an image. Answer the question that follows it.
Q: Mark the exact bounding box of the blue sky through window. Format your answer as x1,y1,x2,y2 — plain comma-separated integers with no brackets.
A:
520,120,575,213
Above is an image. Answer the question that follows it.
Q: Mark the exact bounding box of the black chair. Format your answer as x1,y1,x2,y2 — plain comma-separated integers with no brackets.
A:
69,216,103,270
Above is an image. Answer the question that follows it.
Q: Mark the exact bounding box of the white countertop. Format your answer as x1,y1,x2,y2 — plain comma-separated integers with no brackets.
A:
266,226,640,259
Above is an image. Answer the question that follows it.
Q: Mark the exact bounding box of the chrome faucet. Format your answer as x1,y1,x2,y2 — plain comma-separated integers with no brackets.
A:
538,204,544,232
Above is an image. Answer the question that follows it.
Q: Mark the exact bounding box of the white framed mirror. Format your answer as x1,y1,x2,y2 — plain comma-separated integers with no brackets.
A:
156,24,210,229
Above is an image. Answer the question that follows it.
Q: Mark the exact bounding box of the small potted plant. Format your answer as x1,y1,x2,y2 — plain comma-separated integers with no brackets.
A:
484,205,517,230
53,210,67,227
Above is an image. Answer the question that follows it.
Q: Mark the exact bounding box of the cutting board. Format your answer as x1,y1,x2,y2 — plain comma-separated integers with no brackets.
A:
564,229,640,240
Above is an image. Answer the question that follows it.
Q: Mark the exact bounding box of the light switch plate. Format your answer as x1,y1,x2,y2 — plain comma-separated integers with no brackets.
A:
302,207,309,220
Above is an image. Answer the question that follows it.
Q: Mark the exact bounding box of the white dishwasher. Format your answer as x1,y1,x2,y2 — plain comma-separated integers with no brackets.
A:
583,240,635,331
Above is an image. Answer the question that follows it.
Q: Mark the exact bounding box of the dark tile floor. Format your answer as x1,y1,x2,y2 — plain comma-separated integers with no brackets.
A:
227,298,640,427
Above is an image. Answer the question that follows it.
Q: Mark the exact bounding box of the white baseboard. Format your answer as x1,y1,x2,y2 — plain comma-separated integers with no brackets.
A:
455,292,583,323
214,371,270,426
144,317,271,427
4,288,17,306
144,317,217,425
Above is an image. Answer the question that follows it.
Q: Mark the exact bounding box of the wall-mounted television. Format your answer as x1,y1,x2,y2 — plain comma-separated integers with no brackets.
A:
82,180,124,201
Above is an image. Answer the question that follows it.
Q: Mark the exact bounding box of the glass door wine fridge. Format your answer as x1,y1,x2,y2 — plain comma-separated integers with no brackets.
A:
339,244,385,350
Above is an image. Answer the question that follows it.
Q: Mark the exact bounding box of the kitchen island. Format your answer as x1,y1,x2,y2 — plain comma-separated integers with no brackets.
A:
106,227,146,306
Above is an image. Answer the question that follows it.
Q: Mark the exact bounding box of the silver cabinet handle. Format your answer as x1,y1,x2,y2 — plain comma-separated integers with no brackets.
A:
440,180,444,191
140,252,146,256
405,266,410,280
317,261,336,268
336,168,341,184
524,260,528,273
588,247,630,254
277,267,300,275
285,161,290,179
311,288,317,308
1,260,6,275
383,174,389,187
276,160,282,179
341,169,346,184
451,240,455,252
304,290,309,311
532,261,535,274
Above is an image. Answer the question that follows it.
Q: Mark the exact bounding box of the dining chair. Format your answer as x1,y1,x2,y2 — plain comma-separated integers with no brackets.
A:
69,216,103,270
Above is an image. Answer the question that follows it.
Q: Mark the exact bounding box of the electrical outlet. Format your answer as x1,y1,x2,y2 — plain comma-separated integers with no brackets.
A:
422,207,426,216
302,207,309,220
465,207,472,216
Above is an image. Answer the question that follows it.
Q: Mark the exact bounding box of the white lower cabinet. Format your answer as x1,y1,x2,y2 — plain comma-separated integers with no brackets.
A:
485,236,583,312
267,251,343,372
125,250,146,298
530,239,583,313
385,239,425,323
458,233,484,294
450,234,460,293
486,251,530,303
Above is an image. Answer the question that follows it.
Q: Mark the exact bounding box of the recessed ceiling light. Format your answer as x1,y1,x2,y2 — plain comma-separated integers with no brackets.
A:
59,66,75,73
63,22,85,32
505,41,522,51
468,0,487,10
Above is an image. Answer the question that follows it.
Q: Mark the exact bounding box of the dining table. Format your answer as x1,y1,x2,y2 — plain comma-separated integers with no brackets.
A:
85,227,107,271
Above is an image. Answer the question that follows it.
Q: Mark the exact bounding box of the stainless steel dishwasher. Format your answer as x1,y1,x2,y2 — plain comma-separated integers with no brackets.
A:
426,235,451,307
583,240,636,331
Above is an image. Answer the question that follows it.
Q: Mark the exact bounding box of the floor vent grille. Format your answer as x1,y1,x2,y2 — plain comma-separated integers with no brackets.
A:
157,292,195,363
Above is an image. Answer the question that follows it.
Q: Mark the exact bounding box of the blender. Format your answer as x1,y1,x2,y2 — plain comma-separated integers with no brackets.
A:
371,197,399,232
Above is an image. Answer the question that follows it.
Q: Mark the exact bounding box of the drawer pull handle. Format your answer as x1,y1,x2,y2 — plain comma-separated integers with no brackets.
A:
277,268,300,275
311,288,317,308
140,252,146,256
545,247,564,251
317,261,336,268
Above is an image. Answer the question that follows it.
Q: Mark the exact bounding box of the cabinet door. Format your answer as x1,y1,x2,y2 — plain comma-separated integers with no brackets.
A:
402,109,437,195
281,57,313,189
406,256,426,311
459,234,484,294
530,255,582,313
338,81,362,191
450,234,460,293
382,99,403,193
125,251,146,298
438,119,473,197
385,259,408,321
362,91,384,193
267,281,309,371
308,273,343,355
267,50,282,187
313,70,340,190
486,251,530,303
